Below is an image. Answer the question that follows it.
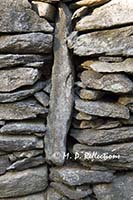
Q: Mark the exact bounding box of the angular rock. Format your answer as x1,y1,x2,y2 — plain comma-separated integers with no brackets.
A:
72,6,88,19
118,96,133,105
2,193,46,200
0,135,43,152
0,0,53,33
34,91,49,107
43,79,52,94
0,33,53,54
0,68,39,92
7,156,45,171
46,187,69,200
121,115,133,125
73,143,133,170
0,81,47,103
80,70,133,93
82,58,133,73
99,56,124,62
70,127,133,145
68,26,133,57
0,100,47,120
75,98,130,119
0,54,52,69
73,111,93,121
51,182,92,200
70,0,110,9
0,155,10,175
32,1,56,21
50,166,114,185
77,88,104,100
45,3,74,165
0,166,48,198
94,173,133,200
0,120,46,135
76,0,133,31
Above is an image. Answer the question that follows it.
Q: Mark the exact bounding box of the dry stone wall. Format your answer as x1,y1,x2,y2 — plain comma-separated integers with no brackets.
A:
0,0,133,200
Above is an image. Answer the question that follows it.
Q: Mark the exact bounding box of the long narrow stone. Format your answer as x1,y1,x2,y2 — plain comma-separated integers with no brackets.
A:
45,3,74,165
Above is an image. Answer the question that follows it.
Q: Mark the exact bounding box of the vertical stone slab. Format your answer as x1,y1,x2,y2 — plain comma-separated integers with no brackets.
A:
45,3,74,166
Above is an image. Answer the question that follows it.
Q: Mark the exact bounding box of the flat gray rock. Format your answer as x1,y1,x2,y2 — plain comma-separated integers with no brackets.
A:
0,166,48,198
0,155,10,175
46,187,69,200
76,0,133,31
0,135,43,152
0,120,46,135
0,0,53,33
34,91,49,107
0,33,53,54
2,193,46,200
68,26,133,57
50,166,114,186
94,173,133,200
0,100,47,120
75,98,130,119
70,127,133,145
0,68,39,92
45,3,74,165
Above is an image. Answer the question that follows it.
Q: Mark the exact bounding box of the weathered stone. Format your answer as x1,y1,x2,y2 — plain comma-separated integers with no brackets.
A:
0,54,52,69
0,166,48,198
94,173,133,200
129,104,133,113
50,166,114,185
0,68,39,92
46,187,69,200
77,88,104,100
118,95,133,105
75,81,86,89
45,3,73,166
99,56,124,62
0,0,53,33
51,182,92,200
0,100,47,120
82,58,133,73
121,115,133,125
43,79,52,94
70,0,110,9
73,143,133,170
34,91,49,107
75,98,130,119
0,33,53,54
80,70,133,93
76,0,133,31
32,1,56,21
1,193,46,200
72,6,88,19
68,26,133,57
0,120,46,135
7,156,45,171
0,121,5,126
0,135,43,152
70,127,133,145
0,81,47,103
33,0,59,3
73,111,93,121
0,155,10,175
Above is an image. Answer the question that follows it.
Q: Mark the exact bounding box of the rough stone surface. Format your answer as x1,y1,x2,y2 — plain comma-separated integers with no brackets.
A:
73,112,93,121
0,100,47,120
76,0,133,31
0,166,48,198
0,155,10,175
34,91,49,107
70,0,110,9
45,2,74,166
0,33,53,54
50,166,114,185
94,173,133,200
46,187,69,200
70,127,133,145
1,193,46,200
0,0,53,33
118,96,133,105
0,68,39,92
72,6,88,19
77,88,104,100
68,26,133,57
75,98,130,119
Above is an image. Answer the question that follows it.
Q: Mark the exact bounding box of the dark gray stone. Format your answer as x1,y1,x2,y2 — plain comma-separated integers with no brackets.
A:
34,91,49,107
0,155,10,175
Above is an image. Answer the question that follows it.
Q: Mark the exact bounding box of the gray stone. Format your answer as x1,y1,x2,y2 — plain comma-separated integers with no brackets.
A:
0,33,53,54
0,166,48,198
80,70,133,93
34,91,49,107
72,6,88,19
0,100,48,120
0,135,43,152
51,182,92,200
99,56,124,62
45,3,74,166
77,88,104,100
68,26,133,57
0,54,52,69
121,115,133,125
73,111,93,121
76,0,133,31
7,156,45,171
82,58,133,73
0,81,47,103
0,68,39,92
94,173,133,200
70,0,110,9
0,0,53,33
75,98,130,119
73,143,133,170
70,127,133,145
50,166,114,186
0,120,46,135
46,187,69,200
43,79,52,94
0,155,10,175
1,193,46,200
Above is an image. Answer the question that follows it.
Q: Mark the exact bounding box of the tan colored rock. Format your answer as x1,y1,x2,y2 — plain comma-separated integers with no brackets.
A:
70,0,110,9
118,96,133,105
76,0,133,31
74,111,93,121
72,6,88,19
0,68,39,92
78,88,104,100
